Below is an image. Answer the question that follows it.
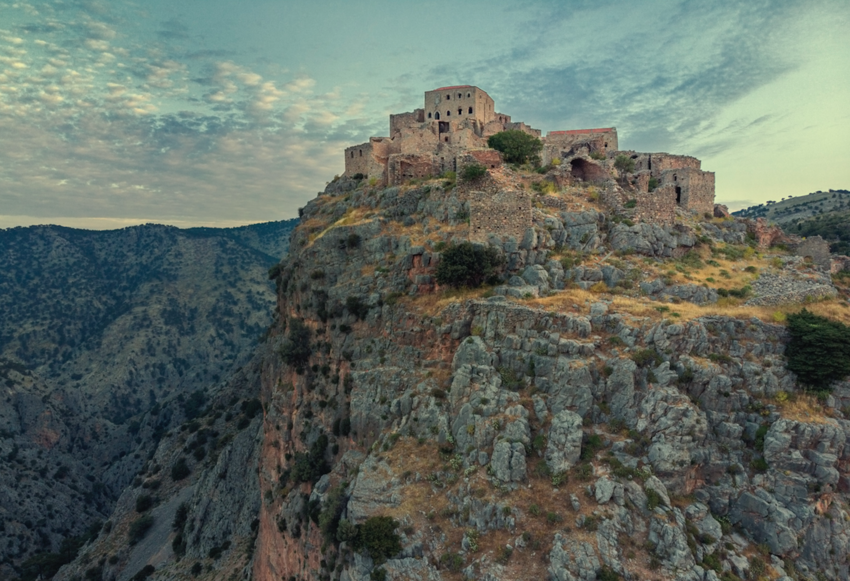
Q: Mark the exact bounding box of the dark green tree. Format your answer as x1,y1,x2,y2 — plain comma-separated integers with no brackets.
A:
785,309,850,389
353,516,402,564
435,242,504,288
487,130,543,165
280,318,311,373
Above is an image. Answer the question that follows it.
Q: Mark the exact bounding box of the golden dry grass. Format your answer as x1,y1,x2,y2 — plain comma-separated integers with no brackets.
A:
774,394,838,425
306,207,373,245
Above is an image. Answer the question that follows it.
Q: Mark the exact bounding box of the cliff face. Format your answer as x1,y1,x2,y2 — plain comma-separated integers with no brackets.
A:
52,174,850,581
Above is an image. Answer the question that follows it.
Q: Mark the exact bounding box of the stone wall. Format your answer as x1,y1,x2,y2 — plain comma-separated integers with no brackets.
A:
469,190,533,242
464,150,502,170
390,110,424,136
675,169,715,216
387,153,441,185
632,185,677,224
344,140,387,180
795,236,832,268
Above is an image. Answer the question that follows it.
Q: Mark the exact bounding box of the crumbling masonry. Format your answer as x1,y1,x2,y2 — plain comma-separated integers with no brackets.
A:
343,85,715,224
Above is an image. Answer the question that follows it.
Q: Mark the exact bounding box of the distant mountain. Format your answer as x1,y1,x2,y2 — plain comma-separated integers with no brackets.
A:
733,190,850,253
0,219,296,578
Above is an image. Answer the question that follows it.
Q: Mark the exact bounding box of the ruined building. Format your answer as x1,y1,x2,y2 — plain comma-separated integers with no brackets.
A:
343,85,714,218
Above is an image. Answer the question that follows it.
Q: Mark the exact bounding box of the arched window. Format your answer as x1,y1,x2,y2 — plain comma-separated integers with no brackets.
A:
458,108,462,116
458,93,462,99
350,151,354,158
435,112,440,120
428,112,432,119
469,107,473,114
446,94,451,100
446,110,451,116
467,93,471,98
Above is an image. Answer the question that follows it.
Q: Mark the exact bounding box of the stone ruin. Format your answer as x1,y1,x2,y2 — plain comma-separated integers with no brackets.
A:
342,85,716,232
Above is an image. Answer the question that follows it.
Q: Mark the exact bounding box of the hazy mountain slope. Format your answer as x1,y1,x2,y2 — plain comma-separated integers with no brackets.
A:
0,219,295,579
733,188,850,224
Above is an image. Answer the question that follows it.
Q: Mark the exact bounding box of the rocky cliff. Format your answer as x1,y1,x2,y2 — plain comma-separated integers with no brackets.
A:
51,173,850,581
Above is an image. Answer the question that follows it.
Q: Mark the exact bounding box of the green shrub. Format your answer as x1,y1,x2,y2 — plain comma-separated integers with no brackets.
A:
288,434,329,485
750,457,769,472
624,199,637,209
346,296,370,320
435,242,504,288
487,130,543,165
596,565,622,581
580,434,604,461
279,318,312,373
171,458,190,481
631,348,662,368
439,552,464,572
347,233,362,248
646,488,662,511
135,494,154,513
785,309,850,389
128,515,154,545
352,516,402,564
460,163,487,182
648,177,659,191
130,565,155,581
614,155,635,173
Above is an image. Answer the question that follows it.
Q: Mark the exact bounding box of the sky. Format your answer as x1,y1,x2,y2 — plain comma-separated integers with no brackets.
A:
0,0,848,230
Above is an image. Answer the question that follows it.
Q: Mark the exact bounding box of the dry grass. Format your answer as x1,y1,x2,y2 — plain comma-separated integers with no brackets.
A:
775,394,838,425
520,283,850,327
306,208,373,245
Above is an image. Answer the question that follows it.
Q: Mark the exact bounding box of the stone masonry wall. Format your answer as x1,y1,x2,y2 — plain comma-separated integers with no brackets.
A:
633,185,677,224
679,170,715,216
795,236,832,268
344,141,386,179
469,190,533,242
390,110,425,136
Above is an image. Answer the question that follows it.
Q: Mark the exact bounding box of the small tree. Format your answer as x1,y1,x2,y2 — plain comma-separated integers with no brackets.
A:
614,155,635,174
460,163,487,182
435,242,504,288
487,130,542,165
280,318,311,373
353,516,402,564
785,309,850,390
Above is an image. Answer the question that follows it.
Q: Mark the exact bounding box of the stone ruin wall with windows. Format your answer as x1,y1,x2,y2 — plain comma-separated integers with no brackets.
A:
342,85,716,235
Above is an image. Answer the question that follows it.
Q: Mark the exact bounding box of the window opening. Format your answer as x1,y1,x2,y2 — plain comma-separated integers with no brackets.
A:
359,149,362,157
428,112,432,119
673,174,677,181
446,110,450,116
675,187,682,203
445,137,449,142
469,107,473,114
435,112,440,120
458,108,462,116
467,92,471,98
446,94,451,100
458,93,462,99
350,151,354,158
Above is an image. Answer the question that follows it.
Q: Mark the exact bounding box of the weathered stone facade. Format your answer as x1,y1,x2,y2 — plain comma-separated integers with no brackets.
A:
795,236,832,268
468,189,532,243
342,85,716,222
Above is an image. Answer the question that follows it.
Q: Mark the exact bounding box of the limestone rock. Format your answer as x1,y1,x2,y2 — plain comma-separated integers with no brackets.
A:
545,410,584,473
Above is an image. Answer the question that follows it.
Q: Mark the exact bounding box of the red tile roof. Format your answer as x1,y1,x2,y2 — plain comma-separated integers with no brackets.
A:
433,85,474,91
548,128,615,135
